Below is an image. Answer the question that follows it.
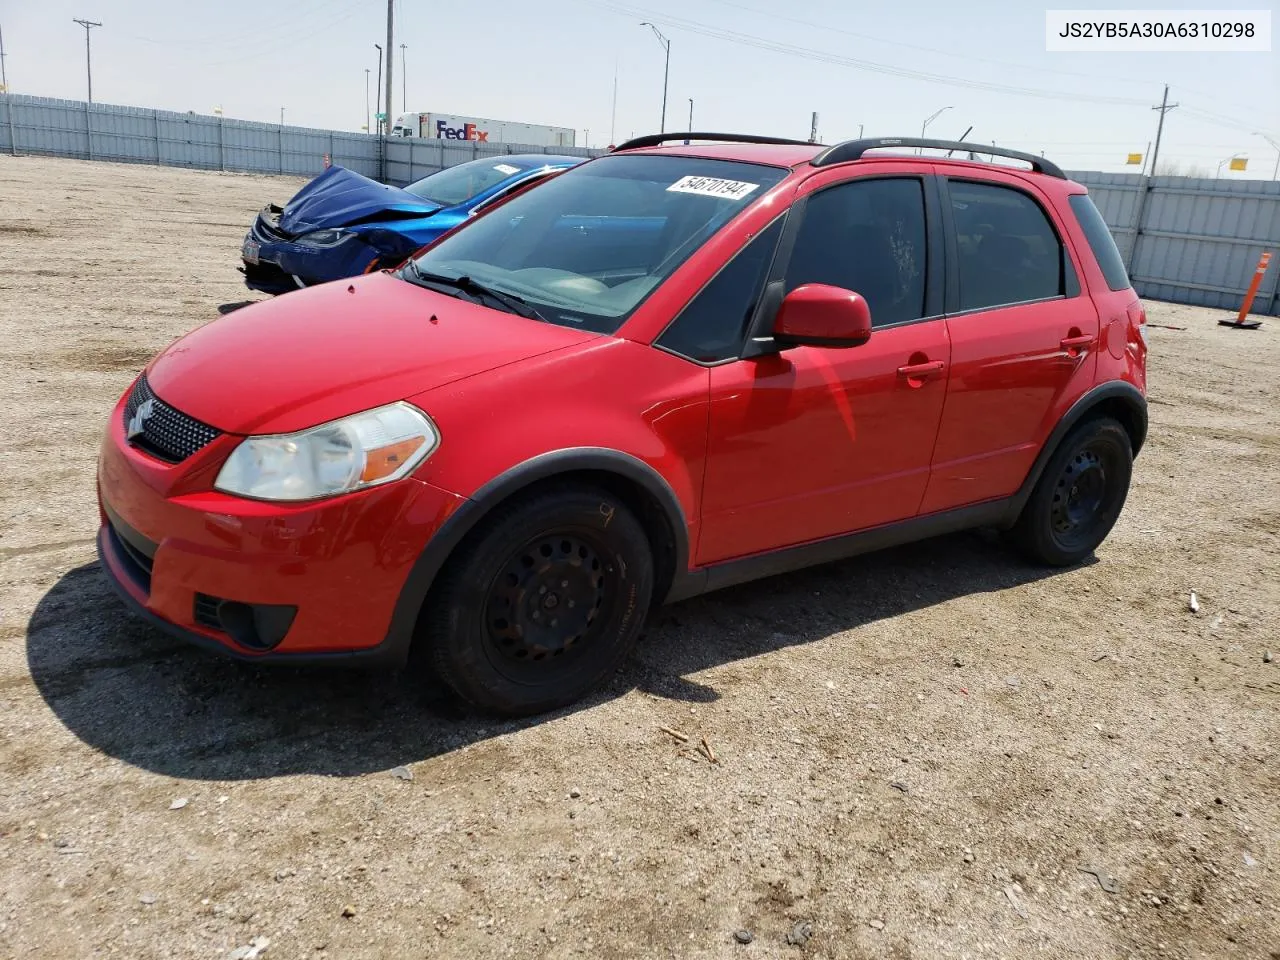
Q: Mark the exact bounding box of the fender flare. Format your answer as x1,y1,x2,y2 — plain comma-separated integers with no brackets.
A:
380,448,693,663
1004,381,1148,524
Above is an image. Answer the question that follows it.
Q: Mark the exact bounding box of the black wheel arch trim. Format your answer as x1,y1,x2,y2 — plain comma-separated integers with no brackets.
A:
382,448,695,665
1003,381,1147,525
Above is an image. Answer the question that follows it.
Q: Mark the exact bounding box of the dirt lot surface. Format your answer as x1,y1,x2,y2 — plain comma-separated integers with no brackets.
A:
1,154,1278,960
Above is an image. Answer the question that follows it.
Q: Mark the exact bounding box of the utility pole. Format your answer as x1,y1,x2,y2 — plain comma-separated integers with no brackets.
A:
364,68,371,132
639,22,669,133
808,112,818,144
1127,83,1177,272
400,43,407,112
72,19,102,103
374,44,382,134
384,0,394,137
1,22,9,92
280,107,285,126
858,123,863,138
1147,84,1177,179
687,98,693,132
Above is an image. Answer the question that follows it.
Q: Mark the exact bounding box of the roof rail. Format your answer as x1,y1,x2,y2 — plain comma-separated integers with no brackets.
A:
811,137,1066,179
611,132,818,151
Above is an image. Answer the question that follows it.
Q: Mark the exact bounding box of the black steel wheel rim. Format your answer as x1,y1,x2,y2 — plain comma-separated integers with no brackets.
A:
482,531,617,675
1049,446,1110,547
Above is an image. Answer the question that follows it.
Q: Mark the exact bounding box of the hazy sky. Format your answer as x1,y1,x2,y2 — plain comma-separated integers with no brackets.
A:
3,0,1277,175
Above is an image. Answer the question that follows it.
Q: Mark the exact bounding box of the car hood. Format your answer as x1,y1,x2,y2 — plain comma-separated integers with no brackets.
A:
145,273,597,435
278,166,442,234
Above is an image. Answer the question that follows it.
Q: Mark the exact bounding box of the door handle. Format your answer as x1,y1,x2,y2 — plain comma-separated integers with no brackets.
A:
1060,334,1094,349
897,360,945,378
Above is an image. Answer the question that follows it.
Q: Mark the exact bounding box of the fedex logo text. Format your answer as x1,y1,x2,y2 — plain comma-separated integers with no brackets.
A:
435,120,490,142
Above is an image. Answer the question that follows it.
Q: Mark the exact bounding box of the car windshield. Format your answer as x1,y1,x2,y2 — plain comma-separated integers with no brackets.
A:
403,157,535,207
402,154,788,333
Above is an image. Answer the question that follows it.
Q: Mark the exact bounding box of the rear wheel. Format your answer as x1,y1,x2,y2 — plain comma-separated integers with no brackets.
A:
421,486,653,716
1010,417,1132,566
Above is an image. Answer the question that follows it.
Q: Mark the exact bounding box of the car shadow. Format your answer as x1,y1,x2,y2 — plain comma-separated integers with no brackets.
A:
25,530,1084,781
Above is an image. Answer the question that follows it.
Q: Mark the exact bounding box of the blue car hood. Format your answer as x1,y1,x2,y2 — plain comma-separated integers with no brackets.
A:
278,166,442,234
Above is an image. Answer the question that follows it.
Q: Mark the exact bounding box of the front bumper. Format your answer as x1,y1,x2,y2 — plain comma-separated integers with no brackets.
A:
97,390,465,665
241,207,380,294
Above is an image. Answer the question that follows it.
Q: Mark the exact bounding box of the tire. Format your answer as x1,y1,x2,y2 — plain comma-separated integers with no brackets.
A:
421,485,654,716
1010,416,1133,566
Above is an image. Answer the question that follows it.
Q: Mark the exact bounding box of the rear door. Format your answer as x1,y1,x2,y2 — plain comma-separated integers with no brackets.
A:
920,172,1100,514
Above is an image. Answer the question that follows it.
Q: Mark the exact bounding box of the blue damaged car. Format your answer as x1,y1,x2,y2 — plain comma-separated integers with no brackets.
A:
240,154,583,294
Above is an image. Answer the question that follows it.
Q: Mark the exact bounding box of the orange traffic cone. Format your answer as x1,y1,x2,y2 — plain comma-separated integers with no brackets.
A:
1220,251,1271,330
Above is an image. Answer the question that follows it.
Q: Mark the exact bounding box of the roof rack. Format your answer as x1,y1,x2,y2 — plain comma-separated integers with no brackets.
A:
811,137,1066,179
611,132,818,152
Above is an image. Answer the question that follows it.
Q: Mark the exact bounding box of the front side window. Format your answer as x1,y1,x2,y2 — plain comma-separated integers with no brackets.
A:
404,157,536,206
657,217,784,363
403,155,788,333
784,178,928,327
949,180,1067,310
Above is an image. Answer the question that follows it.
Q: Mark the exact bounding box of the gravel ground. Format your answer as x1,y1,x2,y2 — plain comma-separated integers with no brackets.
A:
1,154,1278,960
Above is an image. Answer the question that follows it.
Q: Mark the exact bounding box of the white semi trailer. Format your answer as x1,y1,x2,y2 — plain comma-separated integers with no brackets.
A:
390,112,576,147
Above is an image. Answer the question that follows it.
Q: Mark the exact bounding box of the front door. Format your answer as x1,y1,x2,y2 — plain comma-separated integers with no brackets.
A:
693,168,951,565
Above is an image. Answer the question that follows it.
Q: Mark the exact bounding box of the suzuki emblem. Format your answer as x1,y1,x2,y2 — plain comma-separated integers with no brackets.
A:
127,397,155,441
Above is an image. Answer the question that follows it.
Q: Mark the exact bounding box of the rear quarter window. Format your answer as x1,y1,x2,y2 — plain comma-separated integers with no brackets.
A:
1068,194,1131,292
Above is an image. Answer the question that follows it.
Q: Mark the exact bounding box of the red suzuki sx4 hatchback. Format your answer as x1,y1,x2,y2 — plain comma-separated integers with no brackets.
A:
97,134,1148,715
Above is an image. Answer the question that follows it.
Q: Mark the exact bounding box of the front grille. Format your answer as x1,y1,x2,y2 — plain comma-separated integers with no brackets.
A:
123,376,221,464
252,205,289,242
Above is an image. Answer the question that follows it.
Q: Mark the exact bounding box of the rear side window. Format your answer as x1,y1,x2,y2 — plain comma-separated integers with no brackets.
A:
657,217,784,363
1069,194,1131,292
949,181,1067,311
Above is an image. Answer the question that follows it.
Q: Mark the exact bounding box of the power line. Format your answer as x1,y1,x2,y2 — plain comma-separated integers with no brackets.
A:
581,0,1152,107
126,0,355,48
200,3,375,68
693,0,1165,91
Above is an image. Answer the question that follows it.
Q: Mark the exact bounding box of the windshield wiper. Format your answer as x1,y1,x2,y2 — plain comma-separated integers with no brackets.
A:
406,262,548,323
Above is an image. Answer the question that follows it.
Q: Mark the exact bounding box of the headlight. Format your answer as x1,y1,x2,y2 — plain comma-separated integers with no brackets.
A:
214,402,438,502
295,229,352,248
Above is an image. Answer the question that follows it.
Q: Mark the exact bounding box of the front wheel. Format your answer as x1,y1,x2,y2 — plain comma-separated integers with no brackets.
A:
420,485,654,716
1010,417,1133,566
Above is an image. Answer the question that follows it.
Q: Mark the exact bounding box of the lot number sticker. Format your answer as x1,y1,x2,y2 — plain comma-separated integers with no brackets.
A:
667,175,760,200
493,163,521,175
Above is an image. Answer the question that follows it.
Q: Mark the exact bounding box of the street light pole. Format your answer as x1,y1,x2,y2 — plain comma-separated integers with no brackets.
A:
72,18,102,103
639,22,670,133
1216,153,1245,179
374,44,382,134
688,98,693,132
383,0,394,140
919,105,953,152
364,68,370,132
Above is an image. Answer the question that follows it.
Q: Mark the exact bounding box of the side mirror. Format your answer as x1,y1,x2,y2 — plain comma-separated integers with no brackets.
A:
773,283,872,349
